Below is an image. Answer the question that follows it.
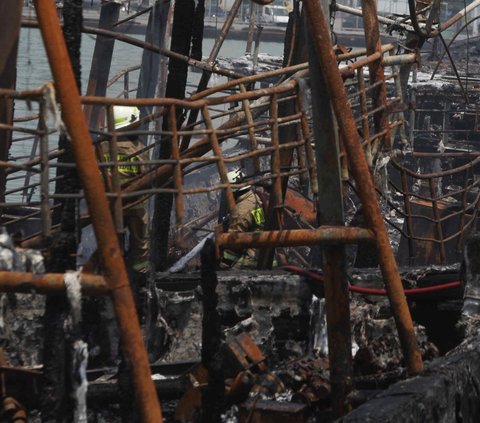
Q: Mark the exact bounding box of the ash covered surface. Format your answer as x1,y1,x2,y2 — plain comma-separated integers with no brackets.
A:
146,270,445,422
0,293,45,367
150,271,312,364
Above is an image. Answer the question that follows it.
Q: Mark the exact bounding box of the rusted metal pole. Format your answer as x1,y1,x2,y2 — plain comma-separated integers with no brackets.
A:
306,2,352,413
170,106,185,225
333,2,415,32
438,0,480,33
382,53,417,66
361,0,390,150
33,1,163,421
39,103,51,239
358,68,372,166
202,106,237,214
303,0,424,376
400,170,415,266
257,94,284,269
216,226,374,249
0,272,108,295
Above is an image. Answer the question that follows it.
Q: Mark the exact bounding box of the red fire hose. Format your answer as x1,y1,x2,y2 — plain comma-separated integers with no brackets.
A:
282,265,463,297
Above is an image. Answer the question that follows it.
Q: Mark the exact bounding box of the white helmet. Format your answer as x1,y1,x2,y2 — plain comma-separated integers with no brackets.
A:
113,106,140,130
227,169,251,192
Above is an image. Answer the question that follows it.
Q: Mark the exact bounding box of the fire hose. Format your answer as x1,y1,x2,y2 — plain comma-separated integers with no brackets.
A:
282,265,463,297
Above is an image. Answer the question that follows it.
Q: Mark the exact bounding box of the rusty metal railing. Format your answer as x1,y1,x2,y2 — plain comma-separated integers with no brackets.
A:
389,155,480,265
0,41,413,254
380,78,480,266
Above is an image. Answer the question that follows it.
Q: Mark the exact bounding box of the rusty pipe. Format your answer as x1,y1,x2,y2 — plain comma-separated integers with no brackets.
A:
334,3,415,32
382,53,418,66
216,226,374,249
362,0,390,149
32,1,163,421
0,271,109,296
303,0,424,376
439,0,480,33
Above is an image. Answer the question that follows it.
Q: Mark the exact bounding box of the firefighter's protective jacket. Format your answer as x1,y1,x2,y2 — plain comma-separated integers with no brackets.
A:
100,139,150,273
222,188,265,268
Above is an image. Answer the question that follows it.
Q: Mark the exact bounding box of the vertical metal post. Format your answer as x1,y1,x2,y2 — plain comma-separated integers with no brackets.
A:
389,48,408,146
297,95,318,196
304,0,424,376
409,65,418,148
443,101,450,146
246,3,257,54
33,1,163,421
39,102,51,239
456,170,470,255
305,1,352,416
170,106,184,226
362,0,390,150
258,32,308,269
201,106,236,214
257,94,288,269
239,84,261,176
429,177,446,263
269,95,283,228
23,129,40,202
358,67,372,167
124,72,129,99
401,170,415,266
295,125,308,193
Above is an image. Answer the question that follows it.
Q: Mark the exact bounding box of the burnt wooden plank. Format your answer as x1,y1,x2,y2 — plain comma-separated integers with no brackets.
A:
340,333,480,422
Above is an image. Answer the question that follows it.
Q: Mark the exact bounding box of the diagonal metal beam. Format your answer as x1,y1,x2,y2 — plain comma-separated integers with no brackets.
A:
32,1,163,421
303,0,424,377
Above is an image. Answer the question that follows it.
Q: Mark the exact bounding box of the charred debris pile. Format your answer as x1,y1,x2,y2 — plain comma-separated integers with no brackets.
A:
2,0,480,422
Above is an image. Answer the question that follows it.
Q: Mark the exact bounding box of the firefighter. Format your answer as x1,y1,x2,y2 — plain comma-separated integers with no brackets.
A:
220,168,266,269
101,106,150,277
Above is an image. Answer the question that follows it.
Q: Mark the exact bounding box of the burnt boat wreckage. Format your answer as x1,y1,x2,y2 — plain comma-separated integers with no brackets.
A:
2,0,480,422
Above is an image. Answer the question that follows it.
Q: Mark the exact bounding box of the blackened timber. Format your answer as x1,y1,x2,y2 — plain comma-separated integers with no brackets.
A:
0,1,22,206
257,5,307,270
306,0,352,416
137,0,170,125
179,0,243,151
33,0,164,419
83,1,121,128
151,0,195,270
341,332,480,422
190,0,205,61
200,239,225,423
42,2,84,421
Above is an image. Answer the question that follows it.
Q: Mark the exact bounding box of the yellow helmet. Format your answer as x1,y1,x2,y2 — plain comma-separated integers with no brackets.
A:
113,106,140,130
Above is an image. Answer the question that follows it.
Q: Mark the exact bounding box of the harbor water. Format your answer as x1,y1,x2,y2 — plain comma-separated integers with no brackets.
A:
9,25,284,203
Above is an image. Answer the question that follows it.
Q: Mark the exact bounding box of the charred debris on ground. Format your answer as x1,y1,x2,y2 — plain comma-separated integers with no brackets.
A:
2,0,480,422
